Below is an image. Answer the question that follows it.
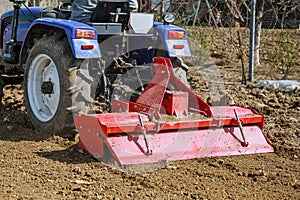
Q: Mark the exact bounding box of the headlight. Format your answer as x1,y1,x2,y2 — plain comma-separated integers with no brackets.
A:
163,13,176,24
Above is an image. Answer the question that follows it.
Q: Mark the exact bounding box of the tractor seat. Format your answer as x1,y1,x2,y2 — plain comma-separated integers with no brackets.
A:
40,4,71,19
91,1,130,23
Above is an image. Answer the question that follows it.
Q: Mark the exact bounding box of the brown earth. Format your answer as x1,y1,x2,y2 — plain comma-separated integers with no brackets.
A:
0,28,299,199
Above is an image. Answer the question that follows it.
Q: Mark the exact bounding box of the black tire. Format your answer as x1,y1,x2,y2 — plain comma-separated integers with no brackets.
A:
24,31,94,135
171,57,190,87
0,75,4,111
155,49,189,86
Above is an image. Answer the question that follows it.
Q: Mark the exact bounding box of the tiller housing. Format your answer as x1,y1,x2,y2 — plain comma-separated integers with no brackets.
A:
74,58,273,166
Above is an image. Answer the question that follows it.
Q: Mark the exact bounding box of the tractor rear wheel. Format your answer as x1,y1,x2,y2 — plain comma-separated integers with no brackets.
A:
0,75,4,111
171,57,190,88
24,32,94,135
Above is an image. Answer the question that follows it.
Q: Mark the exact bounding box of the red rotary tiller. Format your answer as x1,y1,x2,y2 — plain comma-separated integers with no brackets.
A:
74,57,273,166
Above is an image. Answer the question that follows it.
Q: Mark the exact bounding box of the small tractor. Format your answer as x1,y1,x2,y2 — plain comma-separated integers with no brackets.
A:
0,0,273,167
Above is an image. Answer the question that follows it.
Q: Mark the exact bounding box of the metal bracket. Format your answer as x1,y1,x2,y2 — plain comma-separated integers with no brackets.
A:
138,114,152,155
234,109,249,147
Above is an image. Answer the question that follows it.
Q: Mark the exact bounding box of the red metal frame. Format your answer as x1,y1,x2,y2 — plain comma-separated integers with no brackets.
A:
112,57,213,119
80,107,263,136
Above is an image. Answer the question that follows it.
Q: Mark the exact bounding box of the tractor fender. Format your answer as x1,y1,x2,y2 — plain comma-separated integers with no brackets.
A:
20,18,101,66
154,22,191,57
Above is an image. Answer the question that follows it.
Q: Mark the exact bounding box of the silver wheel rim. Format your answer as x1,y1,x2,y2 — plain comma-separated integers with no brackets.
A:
27,54,60,122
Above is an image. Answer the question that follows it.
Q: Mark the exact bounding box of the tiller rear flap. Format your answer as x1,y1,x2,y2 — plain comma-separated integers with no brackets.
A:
74,57,274,166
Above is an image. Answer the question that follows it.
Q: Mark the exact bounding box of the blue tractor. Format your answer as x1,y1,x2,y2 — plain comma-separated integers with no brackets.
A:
0,1,275,166
0,0,191,135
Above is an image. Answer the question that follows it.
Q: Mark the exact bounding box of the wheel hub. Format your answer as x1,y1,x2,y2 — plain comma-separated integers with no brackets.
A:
41,81,54,94
27,54,60,122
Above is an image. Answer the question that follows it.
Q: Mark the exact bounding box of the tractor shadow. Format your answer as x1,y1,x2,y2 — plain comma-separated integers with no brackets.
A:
35,144,96,164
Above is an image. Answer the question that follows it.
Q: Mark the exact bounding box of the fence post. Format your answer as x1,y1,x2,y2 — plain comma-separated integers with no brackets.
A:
249,0,256,81
193,0,201,27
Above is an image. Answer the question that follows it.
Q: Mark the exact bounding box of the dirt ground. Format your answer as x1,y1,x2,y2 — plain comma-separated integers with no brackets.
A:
0,28,299,199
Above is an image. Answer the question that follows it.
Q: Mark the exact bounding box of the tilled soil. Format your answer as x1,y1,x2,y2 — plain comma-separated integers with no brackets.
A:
0,28,299,199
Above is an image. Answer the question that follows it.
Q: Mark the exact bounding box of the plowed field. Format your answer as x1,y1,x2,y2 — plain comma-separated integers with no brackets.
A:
0,28,299,199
